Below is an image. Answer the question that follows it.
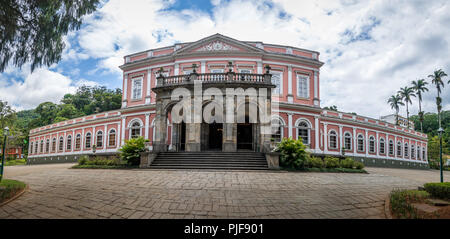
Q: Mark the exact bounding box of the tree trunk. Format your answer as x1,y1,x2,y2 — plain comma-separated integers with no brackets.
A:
406,103,409,128
419,100,423,132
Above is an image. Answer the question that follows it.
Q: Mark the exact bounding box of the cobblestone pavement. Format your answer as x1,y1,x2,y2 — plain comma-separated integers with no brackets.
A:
1,164,449,219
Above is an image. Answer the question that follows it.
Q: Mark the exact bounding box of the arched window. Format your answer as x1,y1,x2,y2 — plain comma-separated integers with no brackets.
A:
45,139,50,153
397,141,402,156
130,121,141,139
30,142,33,155
67,135,72,151
404,143,409,157
96,131,103,148
379,138,385,154
108,129,116,147
329,130,337,149
52,138,56,152
369,136,375,153
389,140,394,156
357,135,364,152
85,132,92,149
271,117,284,143
297,121,310,145
36,141,39,154
417,146,421,160
75,134,81,150
59,136,64,151
344,132,352,150
411,145,415,159
422,147,426,160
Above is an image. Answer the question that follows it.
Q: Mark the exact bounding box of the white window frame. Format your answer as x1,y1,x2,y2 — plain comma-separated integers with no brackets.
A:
85,132,92,149
59,136,64,151
389,139,394,156
295,119,311,146
96,130,103,148
296,74,310,99
67,135,72,151
131,77,143,100
379,138,385,154
271,116,285,143
328,130,338,149
108,129,117,147
404,143,409,157
344,132,352,150
397,141,402,157
128,118,143,139
270,71,283,96
357,134,364,152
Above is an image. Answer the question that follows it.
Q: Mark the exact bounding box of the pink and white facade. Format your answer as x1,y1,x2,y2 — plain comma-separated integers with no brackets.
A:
28,34,428,168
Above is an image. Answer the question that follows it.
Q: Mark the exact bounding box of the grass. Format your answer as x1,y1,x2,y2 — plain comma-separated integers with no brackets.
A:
390,189,430,219
281,167,367,173
71,164,138,169
4,159,27,166
0,179,27,204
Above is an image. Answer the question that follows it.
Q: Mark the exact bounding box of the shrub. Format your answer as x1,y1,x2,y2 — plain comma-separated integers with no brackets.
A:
78,156,88,165
354,161,365,169
390,189,429,219
308,156,324,168
340,157,355,169
119,137,148,166
423,182,450,200
324,156,339,168
275,138,309,169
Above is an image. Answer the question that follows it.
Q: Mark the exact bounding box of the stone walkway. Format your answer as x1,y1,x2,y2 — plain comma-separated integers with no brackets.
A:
1,164,449,219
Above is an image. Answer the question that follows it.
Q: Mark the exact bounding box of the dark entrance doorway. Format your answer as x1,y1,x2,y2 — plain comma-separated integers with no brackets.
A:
237,123,253,150
208,123,223,150
179,122,186,151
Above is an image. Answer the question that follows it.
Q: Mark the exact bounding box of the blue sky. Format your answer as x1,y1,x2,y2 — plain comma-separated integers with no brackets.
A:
0,0,449,119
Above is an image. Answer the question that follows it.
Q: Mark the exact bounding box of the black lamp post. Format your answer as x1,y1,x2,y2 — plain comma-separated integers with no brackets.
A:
438,127,444,183
0,127,10,182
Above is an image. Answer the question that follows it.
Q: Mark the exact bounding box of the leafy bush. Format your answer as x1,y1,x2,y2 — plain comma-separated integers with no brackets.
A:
78,155,88,165
390,189,430,219
307,156,324,168
423,182,450,200
0,179,27,203
119,137,148,166
339,157,355,169
275,138,309,169
354,161,365,169
324,156,339,168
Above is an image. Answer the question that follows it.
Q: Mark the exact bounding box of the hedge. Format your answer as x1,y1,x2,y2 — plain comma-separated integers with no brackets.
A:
423,182,450,200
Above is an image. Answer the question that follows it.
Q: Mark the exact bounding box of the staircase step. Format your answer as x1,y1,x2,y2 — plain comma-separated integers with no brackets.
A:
151,152,268,170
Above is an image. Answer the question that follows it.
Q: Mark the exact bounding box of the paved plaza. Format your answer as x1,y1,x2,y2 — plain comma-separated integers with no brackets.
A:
1,164,449,219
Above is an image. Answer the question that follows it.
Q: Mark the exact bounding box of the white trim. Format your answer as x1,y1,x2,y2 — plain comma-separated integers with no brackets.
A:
295,118,312,145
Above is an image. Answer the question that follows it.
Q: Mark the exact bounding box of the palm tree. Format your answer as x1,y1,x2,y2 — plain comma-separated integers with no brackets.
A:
428,69,448,129
387,94,404,126
412,79,429,132
397,86,416,128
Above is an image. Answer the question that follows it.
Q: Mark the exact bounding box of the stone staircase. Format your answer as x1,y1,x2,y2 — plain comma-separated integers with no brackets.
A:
150,151,268,170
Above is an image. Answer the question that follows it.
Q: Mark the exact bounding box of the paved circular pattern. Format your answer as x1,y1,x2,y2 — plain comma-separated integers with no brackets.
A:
1,164,449,219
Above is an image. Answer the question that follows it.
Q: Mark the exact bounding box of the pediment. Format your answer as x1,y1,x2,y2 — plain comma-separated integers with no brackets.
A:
173,34,265,55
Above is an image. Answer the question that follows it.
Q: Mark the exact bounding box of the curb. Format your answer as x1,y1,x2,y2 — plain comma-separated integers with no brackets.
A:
0,185,28,208
384,195,393,219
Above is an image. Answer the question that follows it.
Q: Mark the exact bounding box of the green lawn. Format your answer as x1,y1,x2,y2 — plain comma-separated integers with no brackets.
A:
0,179,27,204
4,159,27,166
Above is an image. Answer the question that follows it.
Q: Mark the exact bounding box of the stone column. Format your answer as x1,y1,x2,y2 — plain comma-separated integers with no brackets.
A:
144,113,150,140
153,99,168,152
288,113,293,138
323,123,328,153
314,116,320,153
222,123,237,152
186,123,201,151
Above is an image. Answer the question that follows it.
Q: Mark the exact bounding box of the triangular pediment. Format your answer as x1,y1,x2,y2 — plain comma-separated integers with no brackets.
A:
173,33,265,55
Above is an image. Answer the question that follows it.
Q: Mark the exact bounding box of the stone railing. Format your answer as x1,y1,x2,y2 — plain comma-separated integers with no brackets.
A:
156,72,271,87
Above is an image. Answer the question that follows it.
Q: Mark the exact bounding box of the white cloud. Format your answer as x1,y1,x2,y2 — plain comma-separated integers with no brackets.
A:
0,68,77,111
2,0,450,118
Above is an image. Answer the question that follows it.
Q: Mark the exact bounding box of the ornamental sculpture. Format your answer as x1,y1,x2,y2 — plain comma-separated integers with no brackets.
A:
196,41,239,51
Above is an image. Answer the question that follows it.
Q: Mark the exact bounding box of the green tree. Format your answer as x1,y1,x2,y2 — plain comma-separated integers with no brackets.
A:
0,0,99,72
397,86,416,128
428,136,448,169
428,69,448,130
387,94,404,126
119,137,148,166
274,138,309,169
34,102,58,126
411,79,429,132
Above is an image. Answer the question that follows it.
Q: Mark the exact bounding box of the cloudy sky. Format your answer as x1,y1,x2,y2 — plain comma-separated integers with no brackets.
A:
0,0,449,119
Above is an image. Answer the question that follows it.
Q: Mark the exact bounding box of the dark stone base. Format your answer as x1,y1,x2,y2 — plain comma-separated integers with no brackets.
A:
28,153,120,165
353,157,429,170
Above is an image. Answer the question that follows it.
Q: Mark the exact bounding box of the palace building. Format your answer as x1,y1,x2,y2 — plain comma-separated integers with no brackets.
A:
27,34,429,169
